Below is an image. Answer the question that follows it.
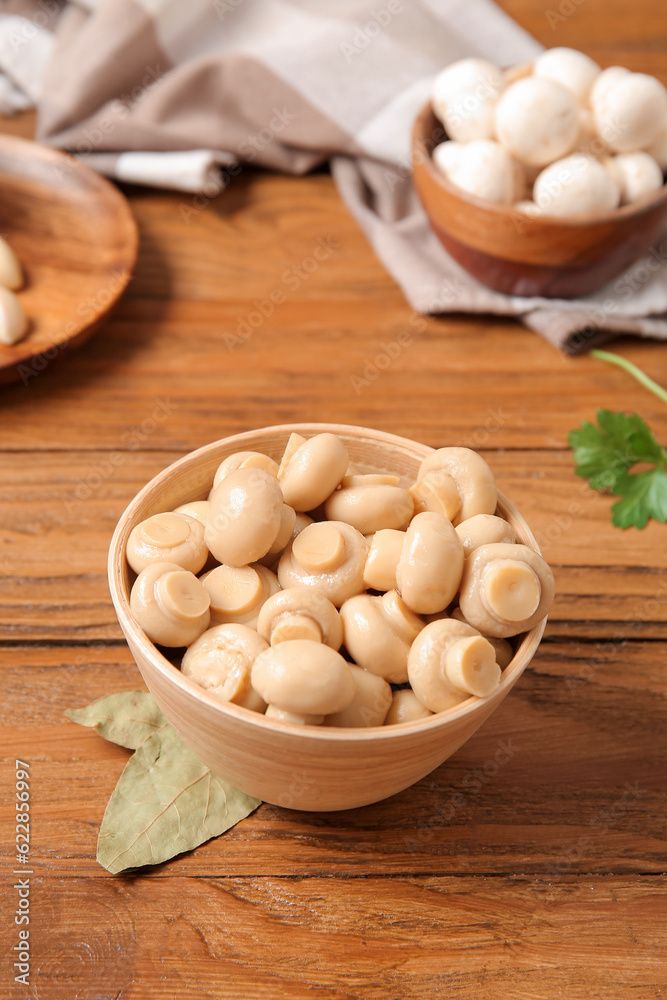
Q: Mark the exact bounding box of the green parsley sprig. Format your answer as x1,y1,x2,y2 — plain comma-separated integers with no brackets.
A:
569,350,667,530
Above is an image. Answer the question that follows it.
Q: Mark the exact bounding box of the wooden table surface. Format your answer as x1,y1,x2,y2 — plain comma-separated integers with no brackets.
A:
1,2,666,996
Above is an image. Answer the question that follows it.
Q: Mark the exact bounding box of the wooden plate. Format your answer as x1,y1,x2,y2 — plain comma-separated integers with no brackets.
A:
0,135,138,386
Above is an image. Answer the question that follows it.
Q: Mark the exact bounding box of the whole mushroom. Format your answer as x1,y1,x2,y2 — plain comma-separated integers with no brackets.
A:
201,563,280,628
325,665,392,728
0,236,23,290
339,589,424,683
416,447,497,526
130,561,211,647
126,511,209,575
443,140,521,206
408,618,502,713
251,639,355,717
533,154,620,216
396,511,465,615
363,528,406,592
256,586,343,648
278,432,349,512
431,58,504,142
278,520,368,607
205,467,284,567
459,541,555,638
593,72,667,152
324,475,414,534
533,47,601,105
181,622,268,713
495,76,579,167
604,152,663,205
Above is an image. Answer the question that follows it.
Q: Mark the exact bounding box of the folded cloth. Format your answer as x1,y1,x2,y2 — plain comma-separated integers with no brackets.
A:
3,0,667,351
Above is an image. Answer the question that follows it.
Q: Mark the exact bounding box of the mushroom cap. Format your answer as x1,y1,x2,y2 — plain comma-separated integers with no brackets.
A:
495,76,579,167
363,528,405,592
264,705,324,726
181,622,268,712
0,236,23,291
384,689,433,726
130,561,211,647
534,48,601,105
459,541,555,638
589,66,630,110
213,451,279,489
396,511,465,615
417,447,497,525
205,466,284,566
644,123,667,170
432,141,464,179
0,286,28,346
256,586,343,649
251,639,355,715
533,154,620,216
324,482,414,534
408,618,500,713
432,58,504,142
173,500,210,527
201,562,279,628
340,590,424,684
606,152,663,205
277,520,368,607
455,513,517,556
324,664,392,728
278,432,349,512
593,72,667,152
445,140,518,206
126,511,209,575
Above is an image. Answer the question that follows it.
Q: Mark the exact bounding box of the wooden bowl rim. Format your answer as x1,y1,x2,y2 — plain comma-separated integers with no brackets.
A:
0,133,138,380
412,101,667,228
108,422,547,742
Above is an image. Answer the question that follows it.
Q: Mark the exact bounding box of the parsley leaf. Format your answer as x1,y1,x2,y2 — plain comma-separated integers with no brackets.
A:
569,409,667,530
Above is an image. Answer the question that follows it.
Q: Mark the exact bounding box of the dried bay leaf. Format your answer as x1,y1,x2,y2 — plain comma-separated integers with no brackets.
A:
67,690,261,872
65,690,168,749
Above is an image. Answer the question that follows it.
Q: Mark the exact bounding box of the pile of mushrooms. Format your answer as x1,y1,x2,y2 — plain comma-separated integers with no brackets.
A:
0,236,28,346
430,47,667,216
126,432,554,728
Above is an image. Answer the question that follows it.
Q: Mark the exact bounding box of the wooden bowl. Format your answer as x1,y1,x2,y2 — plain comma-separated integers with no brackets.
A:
412,103,667,298
108,424,547,812
0,135,138,386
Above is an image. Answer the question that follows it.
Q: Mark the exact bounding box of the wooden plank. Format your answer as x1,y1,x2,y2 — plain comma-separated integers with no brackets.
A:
1,449,666,640
1,875,664,999
0,643,663,877
0,169,664,451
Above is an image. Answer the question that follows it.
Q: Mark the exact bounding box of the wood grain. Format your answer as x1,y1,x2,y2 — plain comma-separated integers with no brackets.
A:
1,0,666,993
0,876,665,1000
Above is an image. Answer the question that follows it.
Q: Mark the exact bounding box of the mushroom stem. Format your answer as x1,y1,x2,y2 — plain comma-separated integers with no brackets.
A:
270,613,323,645
445,636,501,696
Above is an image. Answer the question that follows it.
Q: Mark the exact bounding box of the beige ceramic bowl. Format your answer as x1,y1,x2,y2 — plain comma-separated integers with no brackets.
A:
108,423,547,811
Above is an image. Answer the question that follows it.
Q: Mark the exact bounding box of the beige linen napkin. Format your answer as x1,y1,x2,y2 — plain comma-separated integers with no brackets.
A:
2,0,667,352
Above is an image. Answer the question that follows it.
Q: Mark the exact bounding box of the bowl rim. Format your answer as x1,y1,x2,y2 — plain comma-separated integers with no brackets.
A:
412,100,667,228
108,422,547,743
